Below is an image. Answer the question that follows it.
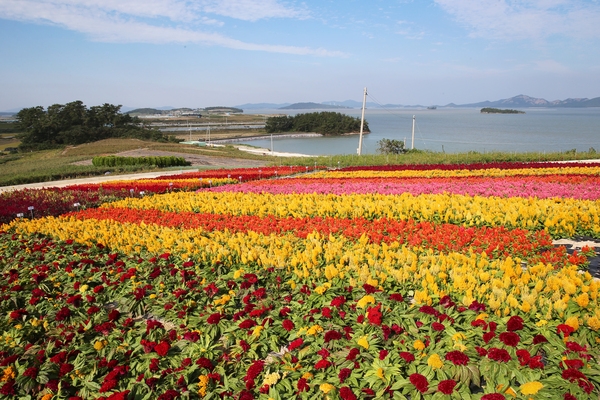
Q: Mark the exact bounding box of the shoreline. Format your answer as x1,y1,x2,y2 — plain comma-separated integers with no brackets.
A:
210,131,365,144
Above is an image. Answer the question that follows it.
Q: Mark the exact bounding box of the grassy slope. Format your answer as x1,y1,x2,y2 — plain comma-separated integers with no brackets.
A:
0,138,272,186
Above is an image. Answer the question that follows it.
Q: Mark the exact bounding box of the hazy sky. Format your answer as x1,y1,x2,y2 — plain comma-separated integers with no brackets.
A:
1,0,600,111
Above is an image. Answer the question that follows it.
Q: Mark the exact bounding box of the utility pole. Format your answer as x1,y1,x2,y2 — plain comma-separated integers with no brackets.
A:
357,87,367,155
411,115,415,150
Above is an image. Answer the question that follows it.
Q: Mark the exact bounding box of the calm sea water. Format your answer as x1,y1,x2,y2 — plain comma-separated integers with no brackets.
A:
241,108,600,155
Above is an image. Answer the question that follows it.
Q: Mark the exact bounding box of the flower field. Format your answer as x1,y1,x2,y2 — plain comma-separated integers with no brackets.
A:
1,162,599,399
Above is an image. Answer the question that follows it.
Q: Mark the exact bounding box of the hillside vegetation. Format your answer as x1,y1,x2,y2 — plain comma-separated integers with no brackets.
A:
265,111,368,135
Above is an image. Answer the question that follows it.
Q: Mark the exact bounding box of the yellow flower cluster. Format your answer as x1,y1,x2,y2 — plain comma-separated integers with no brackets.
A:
101,191,600,237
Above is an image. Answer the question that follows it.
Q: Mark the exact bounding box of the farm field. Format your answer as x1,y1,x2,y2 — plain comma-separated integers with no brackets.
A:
1,161,599,399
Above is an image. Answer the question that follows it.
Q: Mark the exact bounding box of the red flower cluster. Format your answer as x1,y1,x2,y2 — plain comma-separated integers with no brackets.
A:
409,373,428,393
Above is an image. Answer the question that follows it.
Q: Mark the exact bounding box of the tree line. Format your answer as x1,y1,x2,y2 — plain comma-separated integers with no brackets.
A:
16,101,176,151
264,112,369,135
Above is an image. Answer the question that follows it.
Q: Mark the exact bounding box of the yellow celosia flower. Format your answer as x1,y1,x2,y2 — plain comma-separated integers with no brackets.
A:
576,293,589,308
565,316,580,331
357,335,370,350
79,284,88,293
198,374,209,397
319,383,334,394
356,295,375,308
427,354,444,369
1,366,15,382
376,368,385,380
306,325,323,335
262,372,280,386
93,340,107,351
252,326,263,337
41,394,53,400
520,381,544,395
413,340,426,350
452,333,466,342
587,316,600,331
302,372,313,380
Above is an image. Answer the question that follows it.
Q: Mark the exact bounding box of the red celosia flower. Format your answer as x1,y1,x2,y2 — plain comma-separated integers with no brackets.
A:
528,355,545,369
481,394,506,400
468,300,486,311
445,350,470,365
207,313,222,324
239,340,250,352
279,307,291,317
149,358,160,372
362,283,379,294
321,307,332,318
108,309,120,321
437,379,457,394
399,352,415,363
506,315,524,331
488,321,498,332
432,322,445,331
9,309,28,319
516,349,531,366
476,346,488,356
565,342,586,353
419,305,439,316
288,338,304,351
154,341,170,357
324,330,342,342
499,331,520,347
55,306,71,321
532,334,548,344
346,348,360,361
471,319,487,329
362,388,376,396
563,359,584,369
316,348,330,358
389,293,404,302
282,319,294,331
239,319,256,329
0,380,15,396
557,324,575,337
331,295,347,308
314,359,331,369
59,363,74,377
564,394,576,400
409,373,428,393
379,349,389,360
297,377,309,392
339,386,357,400
488,348,511,362
483,331,496,343
339,368,352,383
196,357,213,370
367,303,383,326
244,360,264,390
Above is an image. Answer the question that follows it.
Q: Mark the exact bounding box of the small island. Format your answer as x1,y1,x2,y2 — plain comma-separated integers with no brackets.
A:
480,107,525,114
265,111,368,135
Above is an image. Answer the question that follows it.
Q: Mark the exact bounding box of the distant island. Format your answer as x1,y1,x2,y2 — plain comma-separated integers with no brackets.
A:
126,106,242,116
279,102,350,110
480,107,525,114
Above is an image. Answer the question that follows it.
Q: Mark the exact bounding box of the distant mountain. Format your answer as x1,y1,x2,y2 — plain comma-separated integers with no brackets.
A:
450,94,600,108
279,102,351,110
234,102,291,110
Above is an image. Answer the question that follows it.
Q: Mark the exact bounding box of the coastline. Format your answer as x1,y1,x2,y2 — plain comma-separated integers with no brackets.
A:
210,131,365,144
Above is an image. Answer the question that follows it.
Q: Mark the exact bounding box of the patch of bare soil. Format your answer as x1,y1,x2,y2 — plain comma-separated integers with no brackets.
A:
72,148,267,168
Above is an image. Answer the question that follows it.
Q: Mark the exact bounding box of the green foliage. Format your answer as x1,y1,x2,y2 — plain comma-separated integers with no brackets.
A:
91,155,191,168
265,112,368,135
377,138,407,154
16,101,169,151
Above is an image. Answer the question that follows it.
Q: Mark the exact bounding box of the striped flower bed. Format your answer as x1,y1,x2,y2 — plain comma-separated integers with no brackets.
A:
1,162,599,399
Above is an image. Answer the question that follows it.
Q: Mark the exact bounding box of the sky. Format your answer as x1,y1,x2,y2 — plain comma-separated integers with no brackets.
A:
1,0,600,111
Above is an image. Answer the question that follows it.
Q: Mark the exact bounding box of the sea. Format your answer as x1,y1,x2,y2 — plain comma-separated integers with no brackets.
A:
239,108,600,156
